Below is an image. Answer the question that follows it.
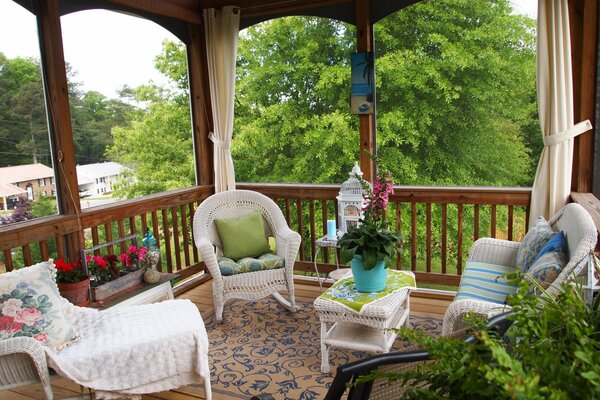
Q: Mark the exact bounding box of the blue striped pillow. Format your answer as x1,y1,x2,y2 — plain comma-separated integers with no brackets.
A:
455,261,518,304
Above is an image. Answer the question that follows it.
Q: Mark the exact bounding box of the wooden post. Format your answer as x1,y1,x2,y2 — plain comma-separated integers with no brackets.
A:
355,0,376,182
570,0,598,192
36,0,84,262
187,22,214,186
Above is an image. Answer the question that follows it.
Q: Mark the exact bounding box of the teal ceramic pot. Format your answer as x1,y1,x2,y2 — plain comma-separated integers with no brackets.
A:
350,254,387,292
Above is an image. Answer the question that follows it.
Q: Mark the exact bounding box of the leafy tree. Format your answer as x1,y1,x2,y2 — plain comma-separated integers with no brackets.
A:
233,0,538,187
375,0,537,187
31,196,57,218
0,54,48,166
234,18,358,184
107,42,194,198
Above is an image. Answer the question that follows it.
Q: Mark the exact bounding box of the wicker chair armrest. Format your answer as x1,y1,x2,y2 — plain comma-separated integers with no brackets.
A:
442,298,511,336
468,238,520,266
195,239,221,279
0,337,52,398
274,228,301,267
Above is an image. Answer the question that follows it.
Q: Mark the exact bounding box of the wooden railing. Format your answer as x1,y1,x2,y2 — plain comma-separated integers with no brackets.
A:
240,183,531,287
1,183,531,287
0,186,213,277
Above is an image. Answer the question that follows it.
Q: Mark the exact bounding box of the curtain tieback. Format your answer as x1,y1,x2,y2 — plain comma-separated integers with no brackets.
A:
543,120,593,146
209,132,230,150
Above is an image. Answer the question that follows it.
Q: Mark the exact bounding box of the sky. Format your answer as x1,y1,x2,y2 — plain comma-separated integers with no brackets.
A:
0,2,178,98
0,0,538,99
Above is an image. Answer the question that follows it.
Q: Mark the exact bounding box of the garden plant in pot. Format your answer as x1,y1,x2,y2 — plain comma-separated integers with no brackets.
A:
338,158,401,292
55,258,90,306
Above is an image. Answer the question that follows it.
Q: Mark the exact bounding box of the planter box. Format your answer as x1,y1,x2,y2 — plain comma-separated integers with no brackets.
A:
91,269,145,302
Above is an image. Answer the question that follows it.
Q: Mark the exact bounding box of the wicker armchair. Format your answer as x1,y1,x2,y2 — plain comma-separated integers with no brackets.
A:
442,202,597,336
193,189,301,322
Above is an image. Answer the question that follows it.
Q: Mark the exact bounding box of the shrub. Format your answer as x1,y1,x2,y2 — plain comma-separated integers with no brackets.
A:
372,275,600,399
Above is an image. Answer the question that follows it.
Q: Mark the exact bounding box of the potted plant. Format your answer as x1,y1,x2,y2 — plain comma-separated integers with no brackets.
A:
366,275,600,398
119,245,147,272
338,156,401,292
55,258,90,306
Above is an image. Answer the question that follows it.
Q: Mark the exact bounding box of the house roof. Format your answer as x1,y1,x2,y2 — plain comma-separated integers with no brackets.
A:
76,162,127,185
0,163,54,184
0,182,27,198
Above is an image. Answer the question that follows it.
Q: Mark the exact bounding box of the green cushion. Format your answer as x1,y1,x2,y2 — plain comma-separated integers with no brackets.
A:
214,211,271,260
217,253,285,276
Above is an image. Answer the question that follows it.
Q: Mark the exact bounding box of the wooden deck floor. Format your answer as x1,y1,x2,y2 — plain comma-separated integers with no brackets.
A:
3,278,451,400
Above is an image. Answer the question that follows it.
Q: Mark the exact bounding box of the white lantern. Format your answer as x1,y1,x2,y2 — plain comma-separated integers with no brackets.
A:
337,162,370,233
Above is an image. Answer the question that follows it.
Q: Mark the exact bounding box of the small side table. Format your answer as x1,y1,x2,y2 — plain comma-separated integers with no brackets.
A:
313,235,350,291
314,270,415,373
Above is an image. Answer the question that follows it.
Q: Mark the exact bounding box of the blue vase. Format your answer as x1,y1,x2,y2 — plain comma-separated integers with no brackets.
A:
350,255,387,292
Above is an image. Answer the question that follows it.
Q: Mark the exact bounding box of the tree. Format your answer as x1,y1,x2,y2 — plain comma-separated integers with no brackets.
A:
107,42,194,198
233,1,538,187
234,18,359,184
375,0,537,187
0,55,48,166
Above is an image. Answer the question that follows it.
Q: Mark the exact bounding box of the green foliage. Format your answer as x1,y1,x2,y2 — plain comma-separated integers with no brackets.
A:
30,196,57,218
0,53,133,168
234,17,359,184
234,1,538,187
107,42,194,198
371,277,600,399
375,0,537,187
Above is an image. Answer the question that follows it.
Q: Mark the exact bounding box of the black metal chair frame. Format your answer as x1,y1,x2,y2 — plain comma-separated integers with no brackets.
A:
323,312,515,400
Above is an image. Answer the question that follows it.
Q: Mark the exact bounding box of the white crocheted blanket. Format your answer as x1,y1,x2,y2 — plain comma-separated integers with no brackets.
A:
45,299,209,399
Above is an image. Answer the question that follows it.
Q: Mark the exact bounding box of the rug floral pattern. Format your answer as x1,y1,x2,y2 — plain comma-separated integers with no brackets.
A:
190,298,442,400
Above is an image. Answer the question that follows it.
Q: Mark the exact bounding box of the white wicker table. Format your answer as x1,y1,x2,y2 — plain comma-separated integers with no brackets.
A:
314,270,414,373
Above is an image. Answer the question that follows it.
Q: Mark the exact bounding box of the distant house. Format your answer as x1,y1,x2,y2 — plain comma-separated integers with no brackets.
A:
0,163,55,210
76,162,128,196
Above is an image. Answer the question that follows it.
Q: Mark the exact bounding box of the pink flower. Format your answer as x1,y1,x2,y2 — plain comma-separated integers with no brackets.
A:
34,334,48,343
0,315,22,333
1,298,23,317
14,307,42,326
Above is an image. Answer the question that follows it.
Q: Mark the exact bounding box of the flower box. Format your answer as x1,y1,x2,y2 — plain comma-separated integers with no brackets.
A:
90,268,144,302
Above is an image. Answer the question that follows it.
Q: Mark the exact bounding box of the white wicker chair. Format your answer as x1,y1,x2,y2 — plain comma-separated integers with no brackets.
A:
193,189,301,322
442,202,598,336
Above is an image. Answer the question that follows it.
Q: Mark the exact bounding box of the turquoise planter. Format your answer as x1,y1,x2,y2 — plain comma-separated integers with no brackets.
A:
350,255,388,292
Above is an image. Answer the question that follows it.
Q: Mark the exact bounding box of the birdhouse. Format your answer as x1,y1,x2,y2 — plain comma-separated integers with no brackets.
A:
337,162,370,234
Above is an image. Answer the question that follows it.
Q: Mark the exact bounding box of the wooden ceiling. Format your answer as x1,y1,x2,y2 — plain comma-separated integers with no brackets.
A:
14,0,419,31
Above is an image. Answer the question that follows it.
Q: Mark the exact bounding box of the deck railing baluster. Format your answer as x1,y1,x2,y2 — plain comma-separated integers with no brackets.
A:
0,184,531,287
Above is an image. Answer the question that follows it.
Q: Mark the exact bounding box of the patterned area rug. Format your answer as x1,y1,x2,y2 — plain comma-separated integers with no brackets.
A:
182,298,442,400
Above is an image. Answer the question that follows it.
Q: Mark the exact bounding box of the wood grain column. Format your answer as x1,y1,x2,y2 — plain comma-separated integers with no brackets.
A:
187,22,214,187
37,0,83,262
355,0,376,182
569,0,598,192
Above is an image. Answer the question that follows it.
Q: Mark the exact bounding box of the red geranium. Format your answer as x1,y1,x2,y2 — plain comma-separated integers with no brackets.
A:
55,258,88,283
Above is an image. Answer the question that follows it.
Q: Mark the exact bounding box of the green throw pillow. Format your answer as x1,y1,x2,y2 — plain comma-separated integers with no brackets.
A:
214,211,271,260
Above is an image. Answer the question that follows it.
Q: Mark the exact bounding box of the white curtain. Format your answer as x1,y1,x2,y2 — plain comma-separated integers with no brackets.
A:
529,0,592,225
203,7,239,192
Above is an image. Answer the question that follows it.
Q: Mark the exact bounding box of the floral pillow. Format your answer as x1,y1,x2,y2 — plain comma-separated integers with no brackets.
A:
516,216,555,273
526,250,567,295
0,260,77,350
